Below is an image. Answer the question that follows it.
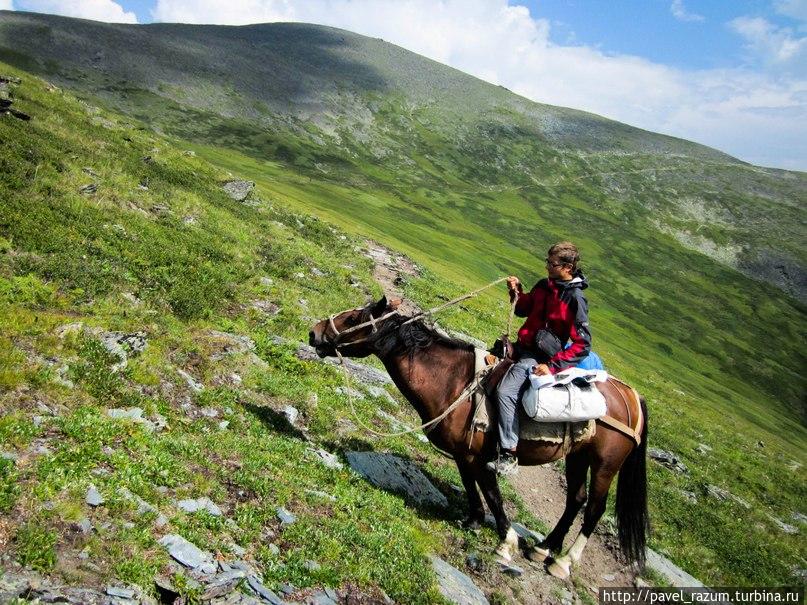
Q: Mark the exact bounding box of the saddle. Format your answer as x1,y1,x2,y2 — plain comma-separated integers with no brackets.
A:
472,345,642,448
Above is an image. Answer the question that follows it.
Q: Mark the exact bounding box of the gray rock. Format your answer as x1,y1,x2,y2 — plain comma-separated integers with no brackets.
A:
276,507,296,526
266,543,280,556
769,515,799,534
559,588,573,605
279,583,295,595
602,573,616,581
695,443,712,454
200,407,220,418
199,561,219,575
78,517,93,534
680,490,698,503
86,484,105,506
260,277,274,286
499,562,524,576
306,489,336,502
310,267,324,277
430,555,489,605
346,451,448,509
246,575,284,604
645,548,703,588
229,543,247,557
208,330,256,359
705,485,751,509
366,385,397,405
177,369,203,392
0,451,18,464
511,521,545,544
282,405,299,426
251,300,281,315
79,183,97,194
308,590,336,605
303,560,321,571
334,386,364,400
307,447,343,470
159,534,212,569
648,448,688,474
177,497,223,516
223,180,255,202
792,512,807,524
107,407,143,421
288,340,392,385
106,586,136,599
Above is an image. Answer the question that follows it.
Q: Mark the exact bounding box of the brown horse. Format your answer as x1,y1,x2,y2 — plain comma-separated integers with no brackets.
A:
310,296,649,579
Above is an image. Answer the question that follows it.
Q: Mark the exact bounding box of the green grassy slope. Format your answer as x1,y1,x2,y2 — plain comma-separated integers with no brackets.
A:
1,60,806,593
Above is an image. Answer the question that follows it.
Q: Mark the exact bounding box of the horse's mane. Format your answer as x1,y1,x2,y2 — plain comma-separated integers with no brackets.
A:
368,312,475,359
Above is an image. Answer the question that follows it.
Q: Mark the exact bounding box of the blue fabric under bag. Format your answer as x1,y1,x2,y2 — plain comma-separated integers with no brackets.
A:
562,342,604,370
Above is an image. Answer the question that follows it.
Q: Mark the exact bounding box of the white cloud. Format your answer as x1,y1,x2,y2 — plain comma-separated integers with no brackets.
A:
15,0,137,23
670,0,704,23
150,0,807,170
775,0,807,23
0,0,14,9
730,15,807,71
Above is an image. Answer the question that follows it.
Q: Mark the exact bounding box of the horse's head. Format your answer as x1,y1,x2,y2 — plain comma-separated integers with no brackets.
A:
309,295,401,358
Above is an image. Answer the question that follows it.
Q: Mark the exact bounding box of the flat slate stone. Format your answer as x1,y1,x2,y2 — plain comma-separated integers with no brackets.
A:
307,447,343,470
645,548,703,588
346,451,448,509
86,484,105,506
106,586,136,598
246,575,284,604
177,497,223,516
159,534,212,569
276,506,296,526
430,555,489,605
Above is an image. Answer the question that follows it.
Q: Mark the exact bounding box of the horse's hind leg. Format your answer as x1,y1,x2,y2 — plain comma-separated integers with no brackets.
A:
474,462,518,562
455,455,485,530
528,449,589,563
548,461,616,580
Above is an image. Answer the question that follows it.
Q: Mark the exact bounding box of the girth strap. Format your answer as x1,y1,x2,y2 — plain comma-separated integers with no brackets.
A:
596,414,642,446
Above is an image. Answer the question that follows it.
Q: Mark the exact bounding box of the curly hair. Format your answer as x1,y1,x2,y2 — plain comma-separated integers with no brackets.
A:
548,241,580,271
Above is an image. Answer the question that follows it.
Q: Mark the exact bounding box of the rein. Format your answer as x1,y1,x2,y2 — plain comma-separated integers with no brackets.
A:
327,277,509,347
329,276,513,439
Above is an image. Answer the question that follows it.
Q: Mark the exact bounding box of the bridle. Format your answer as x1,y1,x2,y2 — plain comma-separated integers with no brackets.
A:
324,307,403,349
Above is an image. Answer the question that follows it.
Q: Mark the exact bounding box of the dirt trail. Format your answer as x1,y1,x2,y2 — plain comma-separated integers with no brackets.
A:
496,463,639,604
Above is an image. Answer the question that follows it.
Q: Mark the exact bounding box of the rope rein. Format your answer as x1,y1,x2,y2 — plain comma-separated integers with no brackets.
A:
331,276,512,439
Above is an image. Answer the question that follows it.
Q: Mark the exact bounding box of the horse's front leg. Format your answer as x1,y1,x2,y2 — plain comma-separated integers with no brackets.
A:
455,455,485,530
474,460,518,562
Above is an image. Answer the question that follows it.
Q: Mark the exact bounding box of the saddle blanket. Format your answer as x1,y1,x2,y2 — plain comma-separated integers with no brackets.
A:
522,371,607,422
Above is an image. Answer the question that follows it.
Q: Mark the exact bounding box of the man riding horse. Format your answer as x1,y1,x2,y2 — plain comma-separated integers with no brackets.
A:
492,241,595,475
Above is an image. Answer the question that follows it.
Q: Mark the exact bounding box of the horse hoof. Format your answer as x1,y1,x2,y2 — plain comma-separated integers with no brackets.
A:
526,546,551,562
547,558,571,580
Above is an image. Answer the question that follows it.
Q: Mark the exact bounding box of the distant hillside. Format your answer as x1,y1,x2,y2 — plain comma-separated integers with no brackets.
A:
0,11,805,301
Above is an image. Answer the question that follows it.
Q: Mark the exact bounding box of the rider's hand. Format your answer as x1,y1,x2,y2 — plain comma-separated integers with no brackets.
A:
506,276,520,293
533,364,551,376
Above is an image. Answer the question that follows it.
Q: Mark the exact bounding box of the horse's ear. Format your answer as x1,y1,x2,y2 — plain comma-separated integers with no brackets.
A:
372,295,388,317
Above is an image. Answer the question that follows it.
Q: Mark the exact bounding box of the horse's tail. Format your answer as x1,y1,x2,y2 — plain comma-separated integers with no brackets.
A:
615,396,650,568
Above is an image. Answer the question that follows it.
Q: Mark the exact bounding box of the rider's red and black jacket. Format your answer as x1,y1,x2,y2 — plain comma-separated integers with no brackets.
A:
512,272,591,374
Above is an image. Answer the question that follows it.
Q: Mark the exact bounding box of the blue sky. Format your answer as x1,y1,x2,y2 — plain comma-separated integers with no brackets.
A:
4,0,807,170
